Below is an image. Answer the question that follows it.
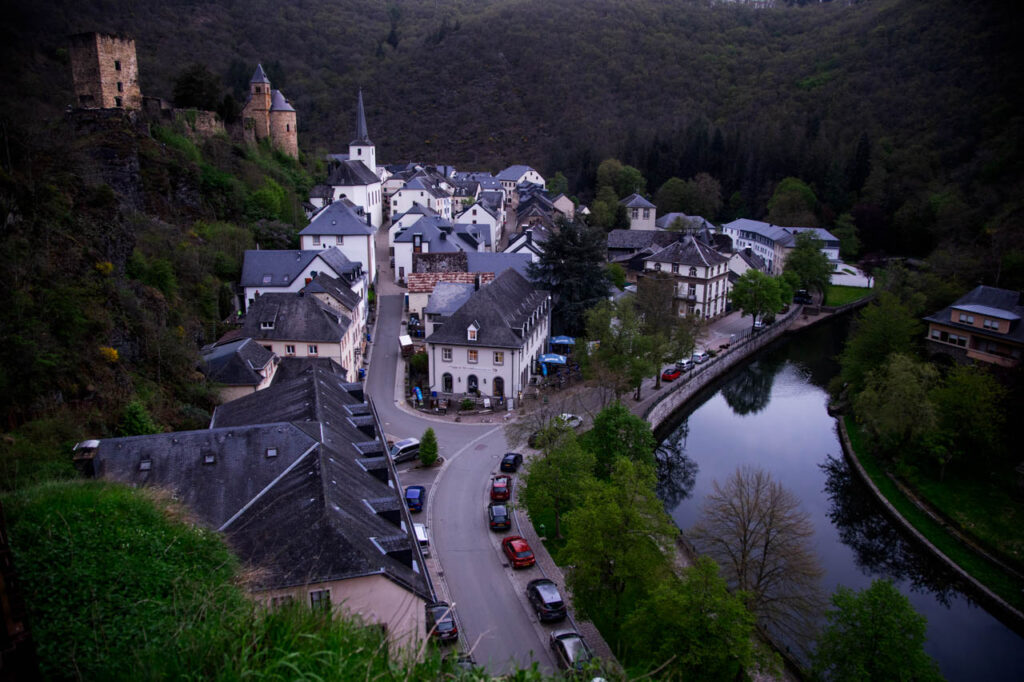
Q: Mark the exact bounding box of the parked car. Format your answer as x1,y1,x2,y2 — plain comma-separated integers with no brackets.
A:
691,349,709,364
389,437,420,463
413,522,430,556
556,413,583,429
754,318,766,329
526,578,567,622
676,357,693,371
794,289,813,304
661,367,682,381
488,502,511,531
549,629,594,671
500,452,524,472
501,535,536,568
425,601,459,642
490,475,512,501
404,485,426,513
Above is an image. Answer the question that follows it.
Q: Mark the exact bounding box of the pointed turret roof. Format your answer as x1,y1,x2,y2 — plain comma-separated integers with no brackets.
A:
351,89,372,146
250,63,271,84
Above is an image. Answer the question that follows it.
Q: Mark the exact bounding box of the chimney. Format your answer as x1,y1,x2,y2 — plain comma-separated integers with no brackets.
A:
526,229,533,244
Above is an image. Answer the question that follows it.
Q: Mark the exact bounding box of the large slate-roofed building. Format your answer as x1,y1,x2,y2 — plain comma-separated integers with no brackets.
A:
924,285,1024,368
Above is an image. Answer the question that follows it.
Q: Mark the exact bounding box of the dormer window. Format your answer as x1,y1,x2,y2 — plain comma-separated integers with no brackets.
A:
468,326,478,341
261,320,274,330
203,453,216,465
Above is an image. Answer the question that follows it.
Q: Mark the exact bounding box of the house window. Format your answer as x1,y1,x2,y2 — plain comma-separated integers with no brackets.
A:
442,347,452,362
286,124,290,132
261,321,274,329
270,595,294,608
286,344,295,355
117,81,123,92
468,350,479,363
262,274,273,284
310,589,331,611
308,344,318,355
654,263,661,271
671,263,679,274
139,459,152,472
643,209,650,219
689,267,698,277
494,351,504,365
114,60,121,71
468,328,478,341
335,236,343,245
958,312,974,323
984,319,999,330
442,373,453,392
266,448,278,458
312,235,321,245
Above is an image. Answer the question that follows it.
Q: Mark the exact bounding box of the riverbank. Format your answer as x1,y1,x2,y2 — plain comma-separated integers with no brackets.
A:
837,416,1024,630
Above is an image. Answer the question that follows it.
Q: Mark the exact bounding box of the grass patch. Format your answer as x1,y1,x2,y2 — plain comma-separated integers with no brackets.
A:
825,284,872,306
528,506,568,562
844,418,1024,613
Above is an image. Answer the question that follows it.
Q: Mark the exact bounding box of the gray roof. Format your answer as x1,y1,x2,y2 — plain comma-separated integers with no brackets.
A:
620,193,656,209
301,201,374,237
241,248,362,288
426,269,548,349
424,282,476,316
647,235,729,267
607,229,681,251
395,217,476,253
401,177,449,199
783,226,840,246
92,367,430,600
496,165,535,182
326,159,379,187
722,219,796,247
201,337,275,386
351,89,372,146
272,356,348,384
733,247,767,271
305,273,362,311
241,292,351,343
250,63,270,84
465,252,532,279
655,212,711,230
924,285,1024,344
270,90,294,112
454,223,492,249
458,202,498,222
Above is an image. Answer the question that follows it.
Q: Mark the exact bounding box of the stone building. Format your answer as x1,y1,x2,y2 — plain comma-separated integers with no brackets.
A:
68,32,143,110
241,64,298,158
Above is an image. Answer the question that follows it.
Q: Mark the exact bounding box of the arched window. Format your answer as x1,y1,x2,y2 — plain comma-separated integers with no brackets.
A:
467,375,479,394
442,373,453,393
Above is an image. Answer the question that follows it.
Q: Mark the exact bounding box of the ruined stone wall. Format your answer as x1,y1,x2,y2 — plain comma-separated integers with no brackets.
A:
68,33,142,109
269,110,298,158
174,109,226,139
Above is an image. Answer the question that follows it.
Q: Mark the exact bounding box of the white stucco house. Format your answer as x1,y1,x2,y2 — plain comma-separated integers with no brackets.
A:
390,177,453,220
721,219,840,275
620,193,657,230
299,201,377,284
239,248,367,318
643,235,731,319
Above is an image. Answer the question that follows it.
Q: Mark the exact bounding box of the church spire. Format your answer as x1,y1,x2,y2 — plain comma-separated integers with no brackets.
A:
351,89,371,145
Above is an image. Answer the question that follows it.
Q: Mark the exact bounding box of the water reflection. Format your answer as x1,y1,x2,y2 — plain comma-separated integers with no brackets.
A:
721,353,787,415
820,455,961,607
655,421,698,510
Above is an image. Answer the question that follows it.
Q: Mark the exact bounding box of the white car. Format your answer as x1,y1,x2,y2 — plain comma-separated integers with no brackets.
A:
676,357,694,371
557,413,583,429
691,349,709,364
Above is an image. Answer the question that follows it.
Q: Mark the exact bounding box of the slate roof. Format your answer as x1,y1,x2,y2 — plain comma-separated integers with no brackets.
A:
457,202,498,222
479,190,505,210
270,90,294,112
201,337,275,387
241,248,361,288
424,282,476,315
305,273,362,311
351,89,372,145
783,226,840,246
395,217,475,253
272,356,348,384
242,292,351,342
620,193,656,209
326,159,379,187
655,212,711,230
301,202,374,237
466,252,532,279
722,219,796,247
400,177,449,199
496,165,535,182
425,269,548,349
92,367,430,600
923,285,1024,345
647,235,729,267
607,229,681,251
250,63,271,84
732,247,767,271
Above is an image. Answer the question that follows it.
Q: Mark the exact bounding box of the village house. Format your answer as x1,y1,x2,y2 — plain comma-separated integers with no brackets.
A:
643,235,731,318
721,219,839,275
504,226,549,262
455,201,502,242
425,269,551,402
620,193,657,230
406,251,532,320
390,176,453,220
655,212,713,232
495,165,546,208
76,367,431,649
299,200,378,283
923,285,1024,368
606,229,686,282
240,248,367,316
727,247,768,285
392,216,488,283
199,337,278,403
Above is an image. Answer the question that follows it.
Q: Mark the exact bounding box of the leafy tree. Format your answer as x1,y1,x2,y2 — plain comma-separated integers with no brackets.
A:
581,402,656,478
605,262,626,290
831,212,862,261
590,185,629,231
623,557,773,681
812,579,943,682
582,298,657,402
690,465,825,645
784,231,833,294
562,458,675,636
929,366,1006,475
418,427,438,466
839,292,922,392
635,271,699,387
521,433,596,539
528,218,610,336
654,176,689,214
614,164,647,198
117,400,162,436
547,171,569,196
854,353,938,460
768,176,819,227
172,63,222,111
595,158,624,192
729,269,785,330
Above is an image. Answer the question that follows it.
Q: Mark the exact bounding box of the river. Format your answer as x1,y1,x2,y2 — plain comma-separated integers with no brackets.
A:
654,317,1024,681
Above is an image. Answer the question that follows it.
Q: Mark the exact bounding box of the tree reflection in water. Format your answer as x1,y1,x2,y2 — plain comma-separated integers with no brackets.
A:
656,419,698,509
721,354,786,416
821,455,962,607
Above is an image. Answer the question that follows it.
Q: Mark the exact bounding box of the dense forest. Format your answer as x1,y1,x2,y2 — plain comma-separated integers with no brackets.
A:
0,0,1022,472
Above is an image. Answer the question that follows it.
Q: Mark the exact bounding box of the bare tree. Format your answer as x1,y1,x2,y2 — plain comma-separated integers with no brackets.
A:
689,465,825,648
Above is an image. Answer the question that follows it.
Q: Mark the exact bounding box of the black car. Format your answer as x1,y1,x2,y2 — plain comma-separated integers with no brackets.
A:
488,502,511,531
425,601,459,642
500,452,524,472
527,578,567,622
794,289,813,304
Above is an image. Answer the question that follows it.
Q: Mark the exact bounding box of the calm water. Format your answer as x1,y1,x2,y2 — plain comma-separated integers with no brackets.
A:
656,318,1024,681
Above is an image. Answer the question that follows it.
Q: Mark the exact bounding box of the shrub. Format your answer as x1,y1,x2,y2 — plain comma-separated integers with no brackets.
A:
419,427,438,466
460,397,475,411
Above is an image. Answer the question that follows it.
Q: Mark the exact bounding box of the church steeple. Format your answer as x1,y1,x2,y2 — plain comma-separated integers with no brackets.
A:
351,88,372,145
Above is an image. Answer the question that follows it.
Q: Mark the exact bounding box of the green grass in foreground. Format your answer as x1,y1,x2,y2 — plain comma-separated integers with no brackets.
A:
844,418,1024,613
825,284,873,306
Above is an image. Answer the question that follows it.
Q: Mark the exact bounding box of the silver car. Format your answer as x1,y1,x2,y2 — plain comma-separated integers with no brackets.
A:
549,629,594,671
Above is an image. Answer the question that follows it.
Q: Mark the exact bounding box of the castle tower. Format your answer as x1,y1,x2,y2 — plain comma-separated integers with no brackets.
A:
269,90,298,158
242,64,272,140
348,89,376,172
68,32,142,109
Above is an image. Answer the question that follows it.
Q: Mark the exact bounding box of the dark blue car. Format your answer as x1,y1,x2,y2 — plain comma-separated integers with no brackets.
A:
405,485,426,513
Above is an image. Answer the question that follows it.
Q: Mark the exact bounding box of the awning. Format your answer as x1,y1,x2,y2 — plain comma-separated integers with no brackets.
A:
550,335,576,345
539,353,567,365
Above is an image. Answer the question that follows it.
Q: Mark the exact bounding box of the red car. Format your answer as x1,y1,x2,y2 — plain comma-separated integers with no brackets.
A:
490,475,512,501
661,367,682,381
501,535,536,568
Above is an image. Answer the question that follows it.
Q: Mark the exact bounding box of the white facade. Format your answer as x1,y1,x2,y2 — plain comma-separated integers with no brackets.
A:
326,181,383,229
645,258,731,319
391,186,452,220
455,202,501,242
242,253,367,314
299,233,377,285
